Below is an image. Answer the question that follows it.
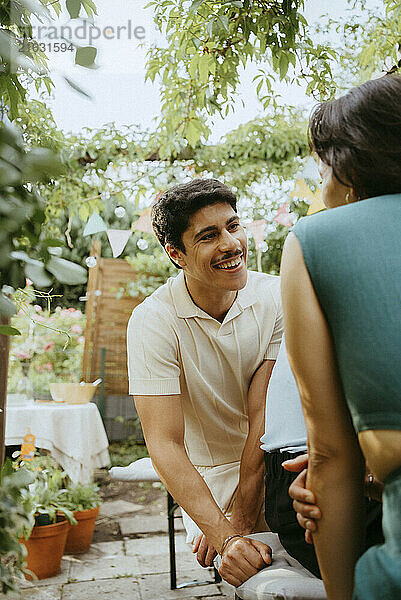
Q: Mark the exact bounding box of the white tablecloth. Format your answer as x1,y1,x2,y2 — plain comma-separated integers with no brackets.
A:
5,403,110,483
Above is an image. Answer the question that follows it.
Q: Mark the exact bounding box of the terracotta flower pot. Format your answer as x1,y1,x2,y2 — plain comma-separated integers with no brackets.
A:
64,505,100,554
22,518,69,580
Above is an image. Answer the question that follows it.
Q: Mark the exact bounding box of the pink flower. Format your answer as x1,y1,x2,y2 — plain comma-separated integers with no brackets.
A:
43,363,53,371
34,305,42,312
15,351,31,360
44,342,54,352
71,324,82,334
34,315,46,323
77,336,85,344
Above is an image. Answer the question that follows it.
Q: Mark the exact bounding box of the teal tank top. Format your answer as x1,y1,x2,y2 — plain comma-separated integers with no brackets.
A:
292,194,401,433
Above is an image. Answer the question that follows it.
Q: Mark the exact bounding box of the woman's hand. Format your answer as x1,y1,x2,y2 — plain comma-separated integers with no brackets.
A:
282,454,321,544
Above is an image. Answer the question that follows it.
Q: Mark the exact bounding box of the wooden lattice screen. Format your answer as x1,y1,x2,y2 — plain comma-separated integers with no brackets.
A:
82,241,143,396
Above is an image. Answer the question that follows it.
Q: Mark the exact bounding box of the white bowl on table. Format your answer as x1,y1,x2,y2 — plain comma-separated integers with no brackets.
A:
49,382,98,405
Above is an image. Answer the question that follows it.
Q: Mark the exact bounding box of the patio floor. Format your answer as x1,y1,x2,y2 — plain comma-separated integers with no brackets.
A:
4,498,233,600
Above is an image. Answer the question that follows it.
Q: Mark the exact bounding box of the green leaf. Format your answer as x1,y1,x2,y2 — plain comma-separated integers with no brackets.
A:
25,260,53,288
189,54,199,78
46,257,88,285
198,54,210,82
66,0,82,19
43,238,65,249
63,76,92,99
279,52,289,79
0,294,17,318
189,0,207,14
24,148,63,182
75,46,97,68
216,14,230,34
185,121,201,147
0,325,21,336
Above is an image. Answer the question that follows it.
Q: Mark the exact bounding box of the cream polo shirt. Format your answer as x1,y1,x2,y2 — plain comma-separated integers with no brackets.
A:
127,269,283,469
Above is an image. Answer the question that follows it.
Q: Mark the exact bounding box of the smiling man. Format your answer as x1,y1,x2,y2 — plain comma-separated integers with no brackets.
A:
127,179,282,586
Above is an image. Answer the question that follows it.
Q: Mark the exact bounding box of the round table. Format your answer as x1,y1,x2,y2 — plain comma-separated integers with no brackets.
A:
5,402,110,483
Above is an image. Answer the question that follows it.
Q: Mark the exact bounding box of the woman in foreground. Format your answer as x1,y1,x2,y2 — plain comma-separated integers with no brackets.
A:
280,74,401,599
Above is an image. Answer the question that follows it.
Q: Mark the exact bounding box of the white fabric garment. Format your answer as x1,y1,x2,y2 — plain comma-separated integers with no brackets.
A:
232,533,326,599
260,338,307,453
5,403,110,483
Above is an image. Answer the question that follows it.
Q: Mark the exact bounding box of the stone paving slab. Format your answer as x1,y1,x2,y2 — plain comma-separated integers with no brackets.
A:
126,533,188,556
69,555,140,583
99,500,143,517
62,578,141,600
136,550,200,576
137,572,221,600
1,585,63,600
119,514,185,535
73,540,124,560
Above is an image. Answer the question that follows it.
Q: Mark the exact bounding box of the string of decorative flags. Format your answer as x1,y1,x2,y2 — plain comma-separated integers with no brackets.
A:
82,160,325,266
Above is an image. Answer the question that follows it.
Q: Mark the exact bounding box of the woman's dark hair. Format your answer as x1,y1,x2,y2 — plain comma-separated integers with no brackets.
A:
309,74,401,199
152,178,237,268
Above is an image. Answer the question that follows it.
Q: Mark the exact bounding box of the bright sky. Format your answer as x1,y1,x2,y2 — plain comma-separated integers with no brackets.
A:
40,0,376,141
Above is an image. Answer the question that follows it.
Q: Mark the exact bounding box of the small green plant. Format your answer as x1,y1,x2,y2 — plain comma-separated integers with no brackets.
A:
8,299,85,395
0,459,34,595
60,482,101,512
14,453,76,535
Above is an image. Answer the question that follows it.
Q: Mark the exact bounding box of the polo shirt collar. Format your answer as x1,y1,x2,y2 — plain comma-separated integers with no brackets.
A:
172,271,257,319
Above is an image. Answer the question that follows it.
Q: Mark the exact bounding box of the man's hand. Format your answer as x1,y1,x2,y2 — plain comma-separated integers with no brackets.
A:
193,534,217,567
218,537,272,587
282,453,320,544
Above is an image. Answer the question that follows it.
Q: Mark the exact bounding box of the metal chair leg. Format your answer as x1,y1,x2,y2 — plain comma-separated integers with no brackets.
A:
167,492,177,589
167,491,221,590
214,566,222,583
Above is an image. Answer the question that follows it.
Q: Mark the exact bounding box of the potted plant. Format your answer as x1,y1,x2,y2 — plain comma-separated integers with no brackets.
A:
17,455,76,580
0,459,34,595
61,482,101,554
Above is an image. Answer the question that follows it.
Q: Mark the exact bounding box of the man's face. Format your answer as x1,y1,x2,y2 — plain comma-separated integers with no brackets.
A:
177,202,248,292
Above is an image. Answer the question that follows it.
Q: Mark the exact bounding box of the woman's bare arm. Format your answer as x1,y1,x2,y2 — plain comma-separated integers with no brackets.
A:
280,233,365,600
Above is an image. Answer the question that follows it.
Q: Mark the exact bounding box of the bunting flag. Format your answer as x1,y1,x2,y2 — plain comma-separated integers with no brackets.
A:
247,219,266,246
290,178,325,216
273,203,295,227
131,207,154,234
83,212,108,236
290,178,316,203
306,191,325,215
302,156,320,183
106,229,132,258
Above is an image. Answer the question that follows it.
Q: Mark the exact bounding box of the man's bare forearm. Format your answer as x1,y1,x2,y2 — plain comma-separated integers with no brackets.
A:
230,440,265,532
147,438,237,552
230,359,275,532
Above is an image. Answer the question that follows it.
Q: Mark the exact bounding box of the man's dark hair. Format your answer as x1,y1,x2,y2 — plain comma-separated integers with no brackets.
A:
309,74,401,200
152,178,237,267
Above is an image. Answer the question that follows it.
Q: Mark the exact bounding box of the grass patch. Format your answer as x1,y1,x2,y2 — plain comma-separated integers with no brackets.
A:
108,437,149,467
